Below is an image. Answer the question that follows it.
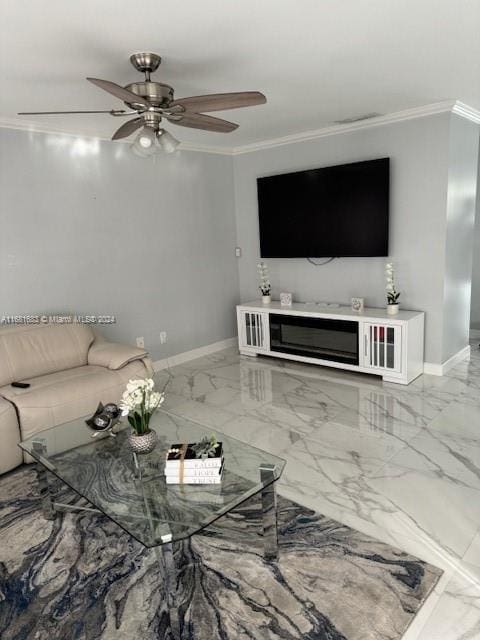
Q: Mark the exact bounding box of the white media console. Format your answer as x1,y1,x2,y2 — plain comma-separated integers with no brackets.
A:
236,301,425,385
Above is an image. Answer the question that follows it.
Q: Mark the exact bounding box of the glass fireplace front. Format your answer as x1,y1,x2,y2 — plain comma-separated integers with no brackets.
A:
269,314,359,365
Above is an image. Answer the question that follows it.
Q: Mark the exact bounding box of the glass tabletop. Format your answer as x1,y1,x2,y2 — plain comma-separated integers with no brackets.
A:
19,409,286,548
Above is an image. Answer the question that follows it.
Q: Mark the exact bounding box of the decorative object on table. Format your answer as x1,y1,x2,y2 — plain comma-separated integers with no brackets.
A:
103,403,121,420
351,297,364,313
165,436,224,484
385,262,400,314
191,434,221,459
280,292,293,307
257,262,271,303
165,463,224,485
119,378,164,454
85,402,121,438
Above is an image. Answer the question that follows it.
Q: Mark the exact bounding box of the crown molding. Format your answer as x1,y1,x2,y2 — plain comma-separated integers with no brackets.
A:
230,100,475,155
451,101,480,124
0,100,478,157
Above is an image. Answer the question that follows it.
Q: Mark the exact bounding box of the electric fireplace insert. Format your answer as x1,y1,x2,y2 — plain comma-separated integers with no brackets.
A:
269,314,359,365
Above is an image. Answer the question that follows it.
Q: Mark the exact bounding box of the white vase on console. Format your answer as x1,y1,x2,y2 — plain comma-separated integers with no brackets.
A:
262,294,272,304
387,303,399,315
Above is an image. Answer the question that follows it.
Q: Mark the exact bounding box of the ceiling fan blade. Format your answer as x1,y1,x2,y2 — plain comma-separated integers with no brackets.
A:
167,112,238,133
87,78,149,107
17,109,127,115
170,91,266,113
111,117,144,140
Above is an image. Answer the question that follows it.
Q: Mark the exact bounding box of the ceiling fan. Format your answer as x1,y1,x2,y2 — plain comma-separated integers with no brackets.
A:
18,52,267,156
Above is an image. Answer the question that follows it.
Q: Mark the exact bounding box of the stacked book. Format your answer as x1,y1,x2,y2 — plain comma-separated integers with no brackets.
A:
165,442,224,484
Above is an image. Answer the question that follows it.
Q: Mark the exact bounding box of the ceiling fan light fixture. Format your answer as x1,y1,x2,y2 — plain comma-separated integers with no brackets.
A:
157,128,180,154
138,126,156,148
139,135,153,148
131,127,157,157
130,127,180,157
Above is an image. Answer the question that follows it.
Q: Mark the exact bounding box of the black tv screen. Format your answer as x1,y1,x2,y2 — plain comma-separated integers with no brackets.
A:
257,158,390,258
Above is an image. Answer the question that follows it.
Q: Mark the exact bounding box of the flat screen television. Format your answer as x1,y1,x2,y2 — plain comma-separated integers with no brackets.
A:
257,157,390,258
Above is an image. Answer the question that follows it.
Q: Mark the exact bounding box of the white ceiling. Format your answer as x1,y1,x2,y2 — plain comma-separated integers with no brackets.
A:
1,0,479,150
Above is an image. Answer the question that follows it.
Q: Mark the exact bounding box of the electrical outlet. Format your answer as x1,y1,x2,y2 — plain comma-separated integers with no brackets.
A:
235,247,242,257
160,331,167,344
136,337,145,348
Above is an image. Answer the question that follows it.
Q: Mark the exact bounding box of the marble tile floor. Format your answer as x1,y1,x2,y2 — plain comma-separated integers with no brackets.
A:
154,341,480,640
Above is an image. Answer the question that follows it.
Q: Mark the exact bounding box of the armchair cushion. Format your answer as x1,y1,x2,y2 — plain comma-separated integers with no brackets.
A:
0,323,94,387
87,340,148,371
0,359,152,442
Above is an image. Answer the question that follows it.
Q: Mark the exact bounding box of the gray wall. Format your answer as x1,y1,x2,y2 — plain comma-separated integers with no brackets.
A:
469,141,480,332
443,115,479,360
0,128,239,361
233,114,452,364
2,115,478,368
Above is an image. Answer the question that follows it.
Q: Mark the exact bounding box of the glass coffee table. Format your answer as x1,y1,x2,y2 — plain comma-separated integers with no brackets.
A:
20,409,285,638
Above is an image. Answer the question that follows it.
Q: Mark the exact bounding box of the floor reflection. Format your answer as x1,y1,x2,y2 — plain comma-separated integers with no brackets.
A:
156,342,480,639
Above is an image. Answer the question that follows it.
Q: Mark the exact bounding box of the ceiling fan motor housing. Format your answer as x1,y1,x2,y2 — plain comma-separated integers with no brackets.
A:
124,82,174,109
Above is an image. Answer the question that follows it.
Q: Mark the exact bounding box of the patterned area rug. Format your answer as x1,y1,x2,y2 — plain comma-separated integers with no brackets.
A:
0,466,441,640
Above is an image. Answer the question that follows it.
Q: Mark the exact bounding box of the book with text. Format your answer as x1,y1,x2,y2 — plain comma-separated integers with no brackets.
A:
166,442,223,469
165,462,224,485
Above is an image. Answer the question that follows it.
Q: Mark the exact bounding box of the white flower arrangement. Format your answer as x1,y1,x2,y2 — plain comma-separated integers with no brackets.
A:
257,262,271,296
119,378,164,435
385,262,400,305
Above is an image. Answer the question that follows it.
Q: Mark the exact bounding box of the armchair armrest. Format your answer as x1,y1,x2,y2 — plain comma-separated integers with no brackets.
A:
88,340,149,371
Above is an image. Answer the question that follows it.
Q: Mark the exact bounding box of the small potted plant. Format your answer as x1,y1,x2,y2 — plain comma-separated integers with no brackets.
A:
386,262,400,314
191,434,220,459
120,378,164,454
257,262,272,304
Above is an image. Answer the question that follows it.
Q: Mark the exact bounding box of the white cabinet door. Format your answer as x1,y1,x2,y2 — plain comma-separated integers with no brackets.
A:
238,310,269,351
362,323,402,373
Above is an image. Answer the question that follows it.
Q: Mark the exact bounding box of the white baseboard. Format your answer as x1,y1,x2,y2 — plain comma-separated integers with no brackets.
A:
470,329,480,340
152,336,471,379
153,337,237,372
422,362,443,376
423,345,471,376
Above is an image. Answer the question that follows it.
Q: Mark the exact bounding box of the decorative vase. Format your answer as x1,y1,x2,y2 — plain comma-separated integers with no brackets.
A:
387,303,399,315
128,429,158,454
262,294,272,304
